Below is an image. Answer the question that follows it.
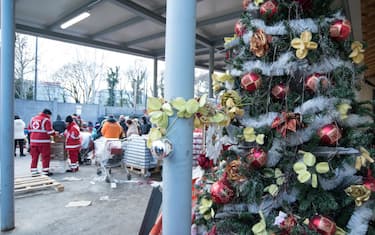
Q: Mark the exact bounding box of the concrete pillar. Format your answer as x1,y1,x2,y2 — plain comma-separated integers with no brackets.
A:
153,57,158,97
163,0,196,234
0,0,15,231
208,46,214,98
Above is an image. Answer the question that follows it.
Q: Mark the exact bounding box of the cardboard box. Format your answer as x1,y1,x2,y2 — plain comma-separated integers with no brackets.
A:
51,142,67,160
53,135,65,143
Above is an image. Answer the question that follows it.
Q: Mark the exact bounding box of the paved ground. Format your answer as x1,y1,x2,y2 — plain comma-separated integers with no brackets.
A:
1,151,161,235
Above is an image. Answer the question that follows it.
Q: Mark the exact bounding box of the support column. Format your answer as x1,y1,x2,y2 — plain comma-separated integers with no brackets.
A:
208,46,214,98
1,0,15,231
153,57,158,97
163,1,196,234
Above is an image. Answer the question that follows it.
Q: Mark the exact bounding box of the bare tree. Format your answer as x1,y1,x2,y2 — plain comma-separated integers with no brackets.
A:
106,66,119,106
125,60,148,107
14,33,35,99
52,59,105,104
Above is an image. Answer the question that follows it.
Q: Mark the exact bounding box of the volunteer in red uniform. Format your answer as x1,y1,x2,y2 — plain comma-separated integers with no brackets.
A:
27,109,55,176
64,115,81,172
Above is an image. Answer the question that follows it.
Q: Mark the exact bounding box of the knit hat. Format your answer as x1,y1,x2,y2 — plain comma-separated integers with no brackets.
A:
65,115,73,123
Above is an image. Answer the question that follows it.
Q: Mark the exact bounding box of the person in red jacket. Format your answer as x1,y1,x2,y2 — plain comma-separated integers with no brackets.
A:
64,115,81,172
27,109,55,176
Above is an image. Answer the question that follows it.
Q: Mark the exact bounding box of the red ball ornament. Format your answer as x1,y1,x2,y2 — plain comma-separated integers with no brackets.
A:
241,72,261,92
247,148,267,168
329,19,351,41
308,215,336,235
305,73,329,92
317,124,342,146
242,0,251,10
210,179,234,204
234,20,246,37
272,84,289,99
260,0,278,18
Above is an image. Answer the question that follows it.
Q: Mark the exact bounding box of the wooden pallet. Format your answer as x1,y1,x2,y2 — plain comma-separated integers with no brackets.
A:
14,175,64,195
126,164,161,176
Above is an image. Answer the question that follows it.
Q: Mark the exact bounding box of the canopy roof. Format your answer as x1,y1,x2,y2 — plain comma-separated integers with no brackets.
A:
15,0,242,71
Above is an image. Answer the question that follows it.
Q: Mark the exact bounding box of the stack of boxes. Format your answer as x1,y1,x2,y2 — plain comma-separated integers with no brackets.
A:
192,128,204,166
125,135,157,170
51,135,67,160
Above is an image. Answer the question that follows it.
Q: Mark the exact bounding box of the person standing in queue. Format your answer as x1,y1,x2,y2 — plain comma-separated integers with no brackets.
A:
27,109,55,176
64,115,81,172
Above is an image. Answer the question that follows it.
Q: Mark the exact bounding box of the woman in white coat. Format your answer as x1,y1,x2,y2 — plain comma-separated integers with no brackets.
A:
14,115,26,157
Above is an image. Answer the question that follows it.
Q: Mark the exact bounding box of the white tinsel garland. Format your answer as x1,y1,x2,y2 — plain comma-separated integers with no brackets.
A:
318,163,361,190
347,202,374,235
230,53,354,77
241,112,278,128
294,97,337,114
342,114,373,127
266,138,283,167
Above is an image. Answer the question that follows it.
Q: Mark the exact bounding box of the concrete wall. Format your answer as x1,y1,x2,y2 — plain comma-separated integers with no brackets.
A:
15,99,144,125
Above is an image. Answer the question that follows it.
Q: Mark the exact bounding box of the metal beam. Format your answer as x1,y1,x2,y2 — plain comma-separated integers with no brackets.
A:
123,32,164,46
16,24,155,58
47,0,106,29
113,0,212,47
90,5,166,39
197,10,242,27
195,56,224,65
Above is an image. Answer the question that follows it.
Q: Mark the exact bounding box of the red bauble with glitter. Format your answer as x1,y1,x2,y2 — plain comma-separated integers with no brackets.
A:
241,72,261,92
308,215,336,235
242,0,251,10
272,84,289,99
317,124,342,145
329,19,351,41
305,73,329,92
247,147,267,168
260,0,278,18
234,20,246,36
210,179,234,204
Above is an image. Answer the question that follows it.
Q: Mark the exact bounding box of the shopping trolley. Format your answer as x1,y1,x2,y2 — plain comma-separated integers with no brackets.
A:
94,137,131,183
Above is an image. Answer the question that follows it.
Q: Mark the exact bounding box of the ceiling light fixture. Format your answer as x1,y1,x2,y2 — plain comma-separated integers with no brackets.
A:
60,11,90,29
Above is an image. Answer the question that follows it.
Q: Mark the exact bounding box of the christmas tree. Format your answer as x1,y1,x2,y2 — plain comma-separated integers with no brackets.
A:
192,0,375,234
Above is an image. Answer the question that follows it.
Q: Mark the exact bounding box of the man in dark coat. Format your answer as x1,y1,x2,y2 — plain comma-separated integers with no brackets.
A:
53,114,66,134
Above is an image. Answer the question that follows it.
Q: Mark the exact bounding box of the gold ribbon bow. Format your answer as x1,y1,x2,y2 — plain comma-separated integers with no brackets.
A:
291,31,318,59
355,147,374,170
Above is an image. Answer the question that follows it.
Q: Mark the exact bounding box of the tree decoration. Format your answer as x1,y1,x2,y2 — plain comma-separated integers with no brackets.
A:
363,169,375,192
243,127,265,145
150,138,173,160
263,168,285,197
250,29,271,57
212,73,234,93
329,19,351,41
198,197,215,220
259,0,278,18
197,153,214,170
251,211,268,235
210,177,235,204
317,124,342,146
336,103,351,120
148,97,174,129
305,73,329,92
247,147,267,168
234,20,246,37
344,185,371,207
274,211,297,233
293,150,330,188
355,147,374,171
242,0,251,10
253,0,264,7
220,90,244,119
349,41,365,64
225,160,246,182
271,112,304,137
290,31,318,59
294,0,313,11
241,72,262,92
308,215,336,235
271,84,289,99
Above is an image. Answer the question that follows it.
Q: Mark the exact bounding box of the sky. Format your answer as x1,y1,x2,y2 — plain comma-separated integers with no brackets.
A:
22,34,209,93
